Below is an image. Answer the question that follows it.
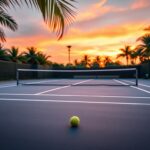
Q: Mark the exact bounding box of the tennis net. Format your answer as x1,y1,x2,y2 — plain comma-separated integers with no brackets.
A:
16,68,138,86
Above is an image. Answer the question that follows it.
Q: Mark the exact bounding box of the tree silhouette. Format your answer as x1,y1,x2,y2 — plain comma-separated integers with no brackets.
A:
137,34,150,61
81,55,91,68
37,52,51,65
0,43,8,60
117,45,132,65
7,46,22,62
23,47,39,64
91,56,101,69
103,56,112,67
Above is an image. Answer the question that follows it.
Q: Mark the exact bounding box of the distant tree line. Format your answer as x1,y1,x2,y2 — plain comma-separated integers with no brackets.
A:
0,45,51,66
0,32,150,69
0,45,122,69
117,34,150,65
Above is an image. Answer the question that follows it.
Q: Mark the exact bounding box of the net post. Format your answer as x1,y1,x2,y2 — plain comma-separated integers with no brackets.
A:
135,68,138,86
16,69,19,86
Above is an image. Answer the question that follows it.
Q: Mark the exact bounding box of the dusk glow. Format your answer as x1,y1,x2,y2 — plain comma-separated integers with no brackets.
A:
4,0,150,64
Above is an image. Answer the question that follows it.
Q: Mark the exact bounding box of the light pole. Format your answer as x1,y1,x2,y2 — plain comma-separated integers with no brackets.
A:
67,45,72,64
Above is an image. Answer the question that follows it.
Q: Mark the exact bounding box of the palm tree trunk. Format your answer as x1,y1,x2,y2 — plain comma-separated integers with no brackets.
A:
126,56,128,65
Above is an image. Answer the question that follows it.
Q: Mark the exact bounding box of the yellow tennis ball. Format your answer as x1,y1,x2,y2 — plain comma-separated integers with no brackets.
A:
70,116,80,127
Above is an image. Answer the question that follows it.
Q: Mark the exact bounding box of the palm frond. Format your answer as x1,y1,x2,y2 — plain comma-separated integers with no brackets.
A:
0,0,10,10
0,27,6,42
7,0,76,39
0,10,18,31
117,53,125,59
119,48,125,53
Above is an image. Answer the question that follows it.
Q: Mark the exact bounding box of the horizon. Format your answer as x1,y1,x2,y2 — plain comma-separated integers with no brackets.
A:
4,0,150,64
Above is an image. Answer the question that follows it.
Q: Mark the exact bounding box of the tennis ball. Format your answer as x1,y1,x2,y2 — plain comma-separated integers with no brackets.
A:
70,116,80,127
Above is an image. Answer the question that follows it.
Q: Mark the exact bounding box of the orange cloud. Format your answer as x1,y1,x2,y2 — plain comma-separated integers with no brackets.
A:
76,1,108,22
5,20,147,64
4,3,150,65
76,0,126,23
64,21,146,41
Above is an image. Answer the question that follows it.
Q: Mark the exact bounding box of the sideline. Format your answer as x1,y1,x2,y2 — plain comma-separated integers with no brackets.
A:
123,80,150,88
114,79,150,94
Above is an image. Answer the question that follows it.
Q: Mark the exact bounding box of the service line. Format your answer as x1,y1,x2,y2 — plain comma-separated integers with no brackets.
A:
34,79,92,95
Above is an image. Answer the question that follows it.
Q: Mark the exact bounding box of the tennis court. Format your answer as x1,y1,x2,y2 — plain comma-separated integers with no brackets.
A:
0,70,150,150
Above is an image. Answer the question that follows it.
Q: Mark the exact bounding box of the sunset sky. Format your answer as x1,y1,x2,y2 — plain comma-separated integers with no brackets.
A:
4,0,150,64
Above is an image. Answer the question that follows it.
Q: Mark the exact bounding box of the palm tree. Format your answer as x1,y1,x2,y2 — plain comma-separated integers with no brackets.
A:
73,59,83,69
103,56,112,67
74,59,79,66
117,45,132,65
37,52,51,65
130,49,139,65
0,43,8,60
23,47,39,64
137,34,150,61
81,55,91,68
0,0,76,42
133,46,145,63
73,59,84,69
91,56,101,68
7,46,22,62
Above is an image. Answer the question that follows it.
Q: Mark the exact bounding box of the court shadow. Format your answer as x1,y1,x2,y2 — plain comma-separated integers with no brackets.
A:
67,126,80,136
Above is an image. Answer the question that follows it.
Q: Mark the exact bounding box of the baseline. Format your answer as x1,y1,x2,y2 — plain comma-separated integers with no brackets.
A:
0,98,150,106
0,84,16,89
0,93,149,99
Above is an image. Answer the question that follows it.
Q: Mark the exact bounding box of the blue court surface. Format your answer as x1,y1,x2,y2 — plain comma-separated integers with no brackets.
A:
0,79,150,150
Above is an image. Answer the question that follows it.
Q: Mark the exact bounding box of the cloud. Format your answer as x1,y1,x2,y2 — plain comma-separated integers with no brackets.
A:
76,0,108,22
65,21,146,42
76,0,126,23
5,20,145,54
4,0,150,64
131,0,150,10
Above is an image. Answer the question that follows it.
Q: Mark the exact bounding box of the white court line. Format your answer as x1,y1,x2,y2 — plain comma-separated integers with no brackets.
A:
114,79,150,94
0,93,35,96
113,79,129,85
0,93,150,99
0,98,150,106
0,84,16,89
131,86,150,94
41,94,150,99
123,80,150,88
35,86,70,95
34,79,92,95
72,79,93,85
